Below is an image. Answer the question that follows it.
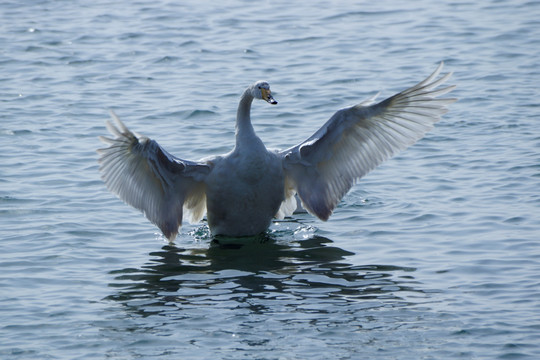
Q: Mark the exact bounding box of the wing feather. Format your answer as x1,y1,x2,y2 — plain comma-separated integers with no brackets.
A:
98,112,210,240
280,63,456,220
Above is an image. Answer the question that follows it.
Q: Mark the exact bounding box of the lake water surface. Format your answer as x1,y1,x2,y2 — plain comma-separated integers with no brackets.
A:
1,0,539,359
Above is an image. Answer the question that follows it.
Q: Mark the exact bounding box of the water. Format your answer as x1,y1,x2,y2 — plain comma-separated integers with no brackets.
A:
1,0,539,358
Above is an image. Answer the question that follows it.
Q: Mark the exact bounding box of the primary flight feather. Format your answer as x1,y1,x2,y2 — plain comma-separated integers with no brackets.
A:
98,63,456,240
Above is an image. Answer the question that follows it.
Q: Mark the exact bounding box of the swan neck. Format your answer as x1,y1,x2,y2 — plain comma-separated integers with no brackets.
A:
236,89,255,140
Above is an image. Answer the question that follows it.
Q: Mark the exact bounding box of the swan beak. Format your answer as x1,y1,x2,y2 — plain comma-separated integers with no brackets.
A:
262,88,278,105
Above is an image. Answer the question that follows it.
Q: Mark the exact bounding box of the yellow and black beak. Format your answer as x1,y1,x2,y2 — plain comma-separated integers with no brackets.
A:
261,88,277,105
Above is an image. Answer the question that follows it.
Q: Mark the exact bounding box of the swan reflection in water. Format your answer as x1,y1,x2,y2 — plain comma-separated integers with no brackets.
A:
107,232,425,319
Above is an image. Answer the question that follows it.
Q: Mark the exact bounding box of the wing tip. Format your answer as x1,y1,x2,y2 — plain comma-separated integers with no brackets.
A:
300,196,333,222
157,218,181,242
165,230,179,242
106,110,130,134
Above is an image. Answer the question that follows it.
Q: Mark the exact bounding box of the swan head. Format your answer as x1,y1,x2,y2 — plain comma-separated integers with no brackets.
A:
251,81,277,105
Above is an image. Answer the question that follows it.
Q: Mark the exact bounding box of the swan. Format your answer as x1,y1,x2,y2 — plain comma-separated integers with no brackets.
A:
98,63,456,241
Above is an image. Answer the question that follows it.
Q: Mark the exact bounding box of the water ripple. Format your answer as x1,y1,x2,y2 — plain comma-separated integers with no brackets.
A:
1,0,539,359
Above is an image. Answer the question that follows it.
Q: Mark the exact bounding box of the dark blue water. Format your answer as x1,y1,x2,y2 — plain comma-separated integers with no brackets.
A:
1,0,539,359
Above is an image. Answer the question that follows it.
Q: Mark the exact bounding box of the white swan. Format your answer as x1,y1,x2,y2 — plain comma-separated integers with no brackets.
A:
98,63,456,240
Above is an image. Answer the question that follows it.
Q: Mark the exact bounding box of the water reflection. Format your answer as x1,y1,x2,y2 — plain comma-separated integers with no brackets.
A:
107,235,423,318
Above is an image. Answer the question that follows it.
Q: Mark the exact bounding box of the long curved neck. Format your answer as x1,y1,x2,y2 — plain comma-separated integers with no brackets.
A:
235,88,256,144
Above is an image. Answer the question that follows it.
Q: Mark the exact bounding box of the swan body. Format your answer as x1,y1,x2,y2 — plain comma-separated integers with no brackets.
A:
98,63,456,240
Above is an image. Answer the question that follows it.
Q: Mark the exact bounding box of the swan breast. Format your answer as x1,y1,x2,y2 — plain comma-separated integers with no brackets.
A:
205,150,285,236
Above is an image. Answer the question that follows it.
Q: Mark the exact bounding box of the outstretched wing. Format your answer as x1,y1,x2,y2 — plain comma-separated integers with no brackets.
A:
279,62,456,221
97,112,211,240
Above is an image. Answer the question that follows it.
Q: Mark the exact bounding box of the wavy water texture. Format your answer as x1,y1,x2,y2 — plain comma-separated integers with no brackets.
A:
0,0,539,359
